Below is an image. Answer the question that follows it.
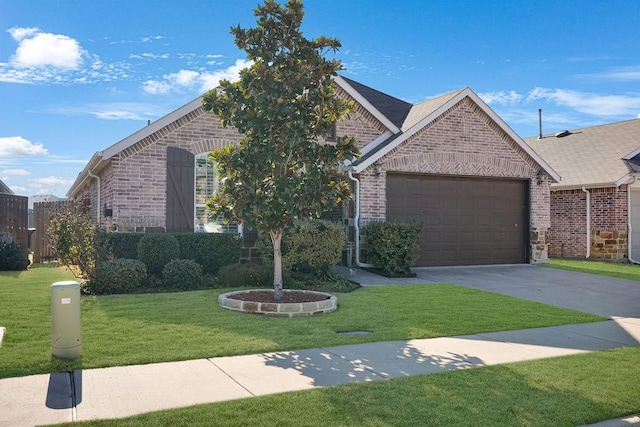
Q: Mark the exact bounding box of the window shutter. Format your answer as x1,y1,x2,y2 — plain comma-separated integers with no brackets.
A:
166,147,195,232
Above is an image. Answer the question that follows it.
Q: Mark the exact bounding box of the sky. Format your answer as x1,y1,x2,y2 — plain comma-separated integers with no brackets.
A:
1,0,639,198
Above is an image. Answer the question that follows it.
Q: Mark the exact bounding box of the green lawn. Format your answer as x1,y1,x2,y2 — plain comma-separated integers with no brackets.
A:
544,257,640,281
66,346,640,427
0,266,604,379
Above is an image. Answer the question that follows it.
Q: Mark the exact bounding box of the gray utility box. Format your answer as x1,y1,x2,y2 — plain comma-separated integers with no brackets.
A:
51,281,81,359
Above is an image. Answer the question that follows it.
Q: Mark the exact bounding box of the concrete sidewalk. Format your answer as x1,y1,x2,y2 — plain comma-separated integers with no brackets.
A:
1,317,639,426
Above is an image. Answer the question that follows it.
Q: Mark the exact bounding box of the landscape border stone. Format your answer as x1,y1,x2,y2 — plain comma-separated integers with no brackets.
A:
218,289,337,317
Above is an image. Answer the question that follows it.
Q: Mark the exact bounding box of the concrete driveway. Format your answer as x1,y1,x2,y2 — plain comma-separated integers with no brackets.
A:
342,264,640,319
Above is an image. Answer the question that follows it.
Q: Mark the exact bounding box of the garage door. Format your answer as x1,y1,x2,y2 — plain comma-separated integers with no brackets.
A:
386,174,528,266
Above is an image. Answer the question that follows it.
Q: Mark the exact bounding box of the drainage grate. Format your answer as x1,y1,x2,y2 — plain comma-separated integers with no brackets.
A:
337,330,373,336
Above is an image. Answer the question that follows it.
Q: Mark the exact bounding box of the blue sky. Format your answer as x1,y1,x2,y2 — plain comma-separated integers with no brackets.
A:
1,0,639,198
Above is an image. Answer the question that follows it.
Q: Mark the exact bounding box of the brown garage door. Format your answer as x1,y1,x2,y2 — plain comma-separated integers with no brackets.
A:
386,174,528,266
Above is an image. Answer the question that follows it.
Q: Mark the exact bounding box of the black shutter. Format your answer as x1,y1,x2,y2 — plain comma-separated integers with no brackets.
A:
166,147,195,232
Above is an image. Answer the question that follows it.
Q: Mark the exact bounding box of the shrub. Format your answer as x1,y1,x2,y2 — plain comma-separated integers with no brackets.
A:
365,221,423,275
162,259,203,291
174,233,241,274
258,219,345,277
49,210,96,279
0,236,29,271
87,258,147,294
102,232,144,260
137,234,180,277
218,263,274,288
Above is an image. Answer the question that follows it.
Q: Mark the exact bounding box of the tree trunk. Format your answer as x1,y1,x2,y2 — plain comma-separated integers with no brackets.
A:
270,229,284,300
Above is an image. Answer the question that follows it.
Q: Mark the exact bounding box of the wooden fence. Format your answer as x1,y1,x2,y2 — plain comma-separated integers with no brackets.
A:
32,200,76,263
0,194,28,252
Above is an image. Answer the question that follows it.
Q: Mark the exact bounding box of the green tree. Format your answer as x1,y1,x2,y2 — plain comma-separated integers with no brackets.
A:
202,0,358,300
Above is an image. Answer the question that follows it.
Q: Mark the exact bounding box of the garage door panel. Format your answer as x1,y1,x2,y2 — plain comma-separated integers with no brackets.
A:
387,174,528,266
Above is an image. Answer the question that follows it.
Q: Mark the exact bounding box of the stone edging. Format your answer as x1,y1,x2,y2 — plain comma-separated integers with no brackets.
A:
218,289,337,317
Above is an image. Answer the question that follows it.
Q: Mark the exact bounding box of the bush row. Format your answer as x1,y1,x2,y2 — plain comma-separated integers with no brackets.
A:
95,231,242,275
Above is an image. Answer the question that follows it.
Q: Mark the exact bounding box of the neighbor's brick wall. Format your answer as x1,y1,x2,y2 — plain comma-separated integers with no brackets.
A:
355,97,551,262
550,186,628,261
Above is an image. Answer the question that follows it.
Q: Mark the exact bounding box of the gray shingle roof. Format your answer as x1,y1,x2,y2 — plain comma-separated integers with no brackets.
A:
340,76,412,129
525,118,640,189
0,178,15,195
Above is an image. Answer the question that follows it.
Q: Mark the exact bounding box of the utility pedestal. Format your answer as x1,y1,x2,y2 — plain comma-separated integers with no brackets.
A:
51,281,81,359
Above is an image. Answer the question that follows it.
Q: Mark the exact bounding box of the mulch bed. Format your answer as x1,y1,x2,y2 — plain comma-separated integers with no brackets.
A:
227,290,329,303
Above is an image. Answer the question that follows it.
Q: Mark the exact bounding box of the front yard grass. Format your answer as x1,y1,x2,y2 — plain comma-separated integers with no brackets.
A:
544,257,640,281
0,266,604,379
69,346,640,427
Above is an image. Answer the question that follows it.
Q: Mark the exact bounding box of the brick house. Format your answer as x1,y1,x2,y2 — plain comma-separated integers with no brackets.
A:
67,76,559,266
526,118,640,262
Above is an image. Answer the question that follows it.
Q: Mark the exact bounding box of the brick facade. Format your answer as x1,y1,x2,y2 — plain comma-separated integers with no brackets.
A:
353,97,551,263
550,186,628,261
72,84,553,265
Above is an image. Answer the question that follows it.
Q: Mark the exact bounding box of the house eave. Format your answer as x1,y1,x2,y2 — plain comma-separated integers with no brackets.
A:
334,75,400,134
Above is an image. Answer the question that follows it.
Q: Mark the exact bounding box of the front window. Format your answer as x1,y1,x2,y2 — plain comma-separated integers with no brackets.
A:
194,153,240,234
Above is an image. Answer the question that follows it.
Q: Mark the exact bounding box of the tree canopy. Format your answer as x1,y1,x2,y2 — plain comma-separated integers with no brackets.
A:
202,0,359,299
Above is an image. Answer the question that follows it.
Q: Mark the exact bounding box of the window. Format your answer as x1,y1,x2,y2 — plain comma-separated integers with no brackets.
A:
194,153,240,234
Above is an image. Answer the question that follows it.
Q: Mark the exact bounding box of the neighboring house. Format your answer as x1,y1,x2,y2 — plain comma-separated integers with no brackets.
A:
526,118,640,262
67,76,558,266
0,178,28,251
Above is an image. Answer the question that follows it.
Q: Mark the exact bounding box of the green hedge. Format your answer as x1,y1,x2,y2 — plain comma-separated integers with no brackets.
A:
174,233,242,274
162,259,203,290
218,263,274,288
365,221,422,275
137,234,181,277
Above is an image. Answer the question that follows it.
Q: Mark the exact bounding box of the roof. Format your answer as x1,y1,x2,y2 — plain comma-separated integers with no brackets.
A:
68,75,561,197
335,78,559,181
0,178,15,195
525,118,640,190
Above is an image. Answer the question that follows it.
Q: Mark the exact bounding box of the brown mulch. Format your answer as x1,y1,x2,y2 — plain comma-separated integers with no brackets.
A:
227,290,329,303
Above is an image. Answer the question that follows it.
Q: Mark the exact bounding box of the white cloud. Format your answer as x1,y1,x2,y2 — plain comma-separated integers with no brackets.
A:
1,168,30,178
48,102,166,121
31,176,72,187
8,27,85,69
478,90,523,105
527,87,640,117
142,59,252,95
0,136,48,156
141,35,163,43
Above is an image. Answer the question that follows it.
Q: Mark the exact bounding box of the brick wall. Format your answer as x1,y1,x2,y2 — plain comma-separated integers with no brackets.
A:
355,97,551,263
550,186,628,261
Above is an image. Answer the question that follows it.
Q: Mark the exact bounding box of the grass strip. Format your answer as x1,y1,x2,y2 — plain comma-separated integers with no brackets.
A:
543,258,640,282
62,346,640,427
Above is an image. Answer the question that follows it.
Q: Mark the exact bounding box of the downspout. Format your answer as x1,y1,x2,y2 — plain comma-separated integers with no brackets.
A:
87,170,101,224
347,170,374,268
627,177,640,264
582,187,590,259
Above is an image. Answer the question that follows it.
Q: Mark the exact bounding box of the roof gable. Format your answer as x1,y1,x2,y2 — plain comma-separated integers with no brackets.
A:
351,87,560,182
338,76,412,131
525,118,640,189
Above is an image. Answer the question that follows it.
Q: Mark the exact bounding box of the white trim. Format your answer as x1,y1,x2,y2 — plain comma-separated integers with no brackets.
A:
351,87,561,182
623,146,640,160
347,171,374,268
359,131,394,157
627,180,640,264
67,97,204,198
582,187,591,259
334,76,400,134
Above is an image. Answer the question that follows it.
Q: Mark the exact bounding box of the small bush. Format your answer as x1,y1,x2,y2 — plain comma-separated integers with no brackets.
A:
258,219,345,277
365,221,423,275
174,233,241,274
137,234,180,277
87,258,147,294
162,259,203,291
0,237,29,271
218,263,274,288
